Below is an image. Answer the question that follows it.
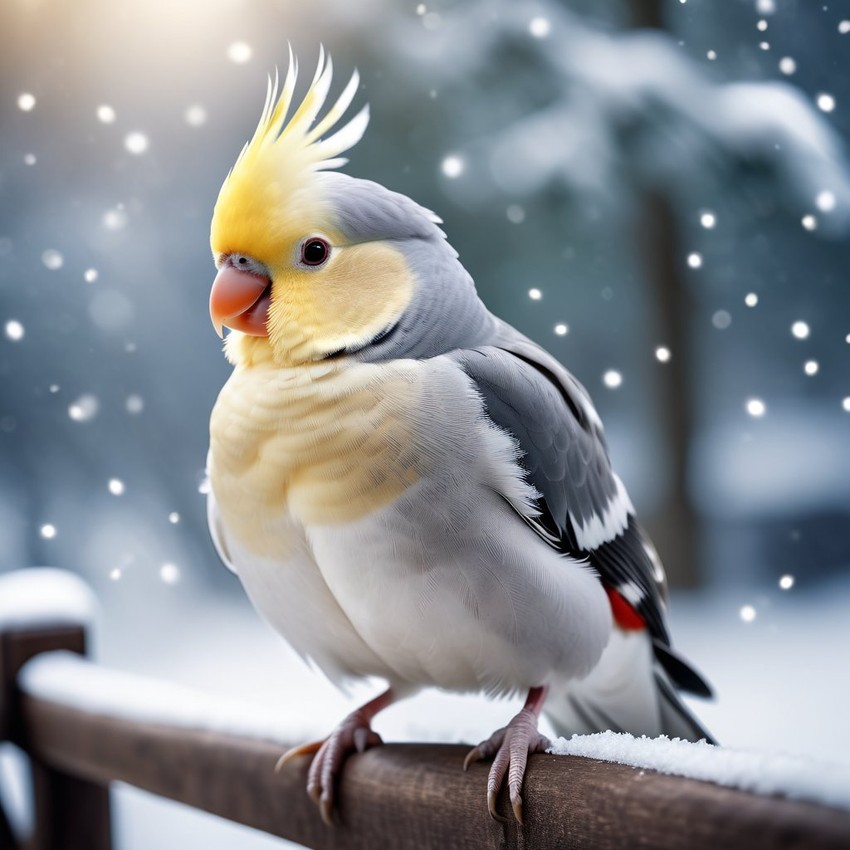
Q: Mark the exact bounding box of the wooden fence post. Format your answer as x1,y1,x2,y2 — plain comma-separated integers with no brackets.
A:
0,625,112,850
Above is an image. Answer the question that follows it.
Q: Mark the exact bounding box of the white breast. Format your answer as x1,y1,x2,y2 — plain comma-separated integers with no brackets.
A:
208,355,612,693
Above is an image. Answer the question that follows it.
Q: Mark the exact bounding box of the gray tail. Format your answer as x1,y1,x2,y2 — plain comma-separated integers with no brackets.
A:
543,630,716,745
654,667,717,745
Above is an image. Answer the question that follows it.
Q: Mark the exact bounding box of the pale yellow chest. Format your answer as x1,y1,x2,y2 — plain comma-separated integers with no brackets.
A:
209,359,423,558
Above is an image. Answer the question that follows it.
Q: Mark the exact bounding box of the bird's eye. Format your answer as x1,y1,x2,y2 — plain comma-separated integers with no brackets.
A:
300,238,330,267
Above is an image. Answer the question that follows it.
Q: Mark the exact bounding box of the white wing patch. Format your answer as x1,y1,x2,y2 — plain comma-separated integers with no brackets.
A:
568,473,634,551
617,580,645,607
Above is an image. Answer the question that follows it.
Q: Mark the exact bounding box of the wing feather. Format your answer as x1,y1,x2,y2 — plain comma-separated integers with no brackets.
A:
451,336,668,644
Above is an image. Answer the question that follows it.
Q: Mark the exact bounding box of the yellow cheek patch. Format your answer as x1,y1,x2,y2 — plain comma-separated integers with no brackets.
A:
209,361,423,554
266,242,415,365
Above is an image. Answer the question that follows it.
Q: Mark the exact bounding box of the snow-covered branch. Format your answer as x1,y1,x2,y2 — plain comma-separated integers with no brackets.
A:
391,0,850,231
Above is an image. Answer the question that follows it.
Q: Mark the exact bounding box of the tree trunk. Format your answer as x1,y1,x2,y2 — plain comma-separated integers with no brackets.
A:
630,0,701,588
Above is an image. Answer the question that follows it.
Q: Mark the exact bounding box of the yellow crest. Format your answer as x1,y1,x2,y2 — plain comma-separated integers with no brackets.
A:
210,47,369,266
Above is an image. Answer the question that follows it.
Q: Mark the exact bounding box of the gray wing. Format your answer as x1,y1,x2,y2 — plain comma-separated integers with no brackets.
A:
450,322,712,697
450,326,707,698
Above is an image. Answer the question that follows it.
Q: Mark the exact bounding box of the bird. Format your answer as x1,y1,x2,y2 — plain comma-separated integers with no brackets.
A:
206,48,715,826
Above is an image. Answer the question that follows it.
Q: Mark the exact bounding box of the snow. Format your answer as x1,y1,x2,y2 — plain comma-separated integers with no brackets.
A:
400,2,850,234
549,731,850,812
15,638,850,826
4,321,24,342
0,568,96,631
40,249,63,270
124,133,149,155
18,651,310,745
3,572,850,849
68,394,99,422
693,404,850,516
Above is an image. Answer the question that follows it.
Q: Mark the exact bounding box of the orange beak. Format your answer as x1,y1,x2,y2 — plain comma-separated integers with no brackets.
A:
209,266,272,338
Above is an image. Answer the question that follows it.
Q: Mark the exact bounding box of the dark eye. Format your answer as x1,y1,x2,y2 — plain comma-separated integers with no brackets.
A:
300,238,330,267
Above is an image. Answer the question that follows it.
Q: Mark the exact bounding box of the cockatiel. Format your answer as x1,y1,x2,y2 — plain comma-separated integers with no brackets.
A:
207,49,714,825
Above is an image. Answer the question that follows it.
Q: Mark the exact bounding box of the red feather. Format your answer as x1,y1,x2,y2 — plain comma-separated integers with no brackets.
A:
604,585,646,631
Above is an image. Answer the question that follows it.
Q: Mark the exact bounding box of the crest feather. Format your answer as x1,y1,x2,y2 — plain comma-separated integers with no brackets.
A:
211,48,369,260
235,47,368,175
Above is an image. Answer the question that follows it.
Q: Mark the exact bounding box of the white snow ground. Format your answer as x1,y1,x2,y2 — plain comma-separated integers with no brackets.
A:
2,569,849,848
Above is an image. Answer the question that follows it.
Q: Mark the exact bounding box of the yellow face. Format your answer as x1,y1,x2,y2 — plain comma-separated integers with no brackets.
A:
211,190,415,366
264,235,415,365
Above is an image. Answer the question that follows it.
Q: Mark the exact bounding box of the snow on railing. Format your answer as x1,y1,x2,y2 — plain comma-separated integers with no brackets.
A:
1,568,850,850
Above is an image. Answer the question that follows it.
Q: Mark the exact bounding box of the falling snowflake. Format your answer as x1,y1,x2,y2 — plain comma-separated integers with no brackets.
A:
816,93,836,113
840,20,850,34
603,370,622,389
108,478,125,496
40,524,57,539
687,252,703,269
815,191,836,213
842,397,850,413
97,105,116,124
441,155,464,178
745,398,766,418
699,211,716,229
655,346,671,363
109,568,122,581
801,214,818,231
528,288,542,301
712,310,731,330
739,604,757,623
529,16,551,38
554,323,568,336
791,321,810,339
23,153,36,166
744,293,759,307
42,249,64,270
185,105,207,127
103,206,128,231
160,563,180,584
84,268,98,283
778,57,796,75
227,42,252,64
68,394,99,422
4,320,24,341
168,512,181,524
125,395,144,414
506,205,526,224
17,93,36,111
779,575,795,590
124,132,149,155
803,360,819,376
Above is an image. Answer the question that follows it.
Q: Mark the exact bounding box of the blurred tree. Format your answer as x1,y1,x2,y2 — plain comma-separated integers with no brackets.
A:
630,0,701,586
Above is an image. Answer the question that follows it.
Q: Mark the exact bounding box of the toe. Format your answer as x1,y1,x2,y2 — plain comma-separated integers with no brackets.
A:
463,745,484,772
275,738,325,773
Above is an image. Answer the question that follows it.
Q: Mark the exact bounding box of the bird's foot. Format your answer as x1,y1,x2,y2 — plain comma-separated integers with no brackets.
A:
463,686,551,823
275,689,393,825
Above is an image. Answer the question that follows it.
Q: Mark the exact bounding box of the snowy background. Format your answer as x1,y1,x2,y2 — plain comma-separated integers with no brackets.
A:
1,0,849,847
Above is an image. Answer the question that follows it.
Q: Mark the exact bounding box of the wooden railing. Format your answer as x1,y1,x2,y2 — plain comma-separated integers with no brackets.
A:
2,622,850,850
